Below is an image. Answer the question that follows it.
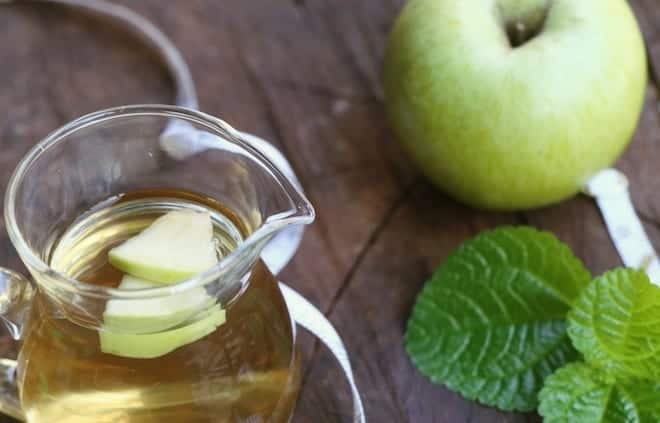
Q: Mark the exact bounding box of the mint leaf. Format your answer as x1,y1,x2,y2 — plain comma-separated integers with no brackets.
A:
568,268,660,380
539,362,660,423
405,226,591,411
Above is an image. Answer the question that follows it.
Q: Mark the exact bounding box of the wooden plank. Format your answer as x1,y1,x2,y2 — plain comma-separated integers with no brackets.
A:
0,1,657,422
205,2,420,420
628,1,660,224
301,182,537,423
121,0,416,307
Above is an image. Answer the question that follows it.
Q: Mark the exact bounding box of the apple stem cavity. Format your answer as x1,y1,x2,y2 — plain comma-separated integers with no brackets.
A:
510,22,528,48
505,18,545,48
499,0,552,48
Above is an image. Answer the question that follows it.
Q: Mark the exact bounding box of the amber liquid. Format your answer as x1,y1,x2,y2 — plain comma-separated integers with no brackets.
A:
18,190,300,423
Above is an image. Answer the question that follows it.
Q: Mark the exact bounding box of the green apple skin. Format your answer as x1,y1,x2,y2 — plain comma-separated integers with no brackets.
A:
103,276,216,334
107,254,199,284
383,0,647,210
100,305,226,359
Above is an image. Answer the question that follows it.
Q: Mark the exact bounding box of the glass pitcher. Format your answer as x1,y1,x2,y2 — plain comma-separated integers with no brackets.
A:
0,105,316,422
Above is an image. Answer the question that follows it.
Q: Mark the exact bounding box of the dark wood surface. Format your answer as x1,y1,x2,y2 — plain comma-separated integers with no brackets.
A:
0,1,659,422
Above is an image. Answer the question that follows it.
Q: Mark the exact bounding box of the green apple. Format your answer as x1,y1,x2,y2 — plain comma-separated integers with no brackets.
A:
103,275,216,334
109,210,218,283
383,0,647,210
100,305,226,359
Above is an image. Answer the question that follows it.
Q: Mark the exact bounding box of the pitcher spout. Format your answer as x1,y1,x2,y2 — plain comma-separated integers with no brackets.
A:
158,109,316,275
238,132,315,274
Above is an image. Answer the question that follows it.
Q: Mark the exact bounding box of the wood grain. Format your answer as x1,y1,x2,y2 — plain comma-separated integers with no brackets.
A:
0,1,657,422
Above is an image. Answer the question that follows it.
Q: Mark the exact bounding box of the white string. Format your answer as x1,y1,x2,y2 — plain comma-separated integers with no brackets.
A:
20,0,199,109
583,168,660,284
280,283,366,423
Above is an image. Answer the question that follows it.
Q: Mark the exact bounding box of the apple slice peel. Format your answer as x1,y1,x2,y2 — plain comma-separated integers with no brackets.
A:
103,275,216,334
100,305,226,359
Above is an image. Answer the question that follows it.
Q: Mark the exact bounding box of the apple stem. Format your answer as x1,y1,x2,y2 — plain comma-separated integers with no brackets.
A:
513,22,527,47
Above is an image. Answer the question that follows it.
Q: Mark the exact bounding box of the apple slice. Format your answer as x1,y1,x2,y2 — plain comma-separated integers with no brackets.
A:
103,275,216,334
108,210,218,283
99,305,226,359
102,209,224,358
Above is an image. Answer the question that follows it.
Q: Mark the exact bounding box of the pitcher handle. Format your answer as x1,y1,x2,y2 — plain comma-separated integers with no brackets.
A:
280,282,366,423
0,268,34,422
0,358,22,421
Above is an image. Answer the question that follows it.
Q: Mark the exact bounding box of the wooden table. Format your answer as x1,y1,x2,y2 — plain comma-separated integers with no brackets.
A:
0,1,659,421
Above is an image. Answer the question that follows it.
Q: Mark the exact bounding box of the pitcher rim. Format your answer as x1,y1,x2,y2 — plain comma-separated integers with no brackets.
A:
4,104,315,300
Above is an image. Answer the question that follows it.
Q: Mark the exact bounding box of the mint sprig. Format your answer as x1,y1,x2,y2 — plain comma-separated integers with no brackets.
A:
568,268,660,380
539,362,660,423
405,227,591,411
405,227,660,420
